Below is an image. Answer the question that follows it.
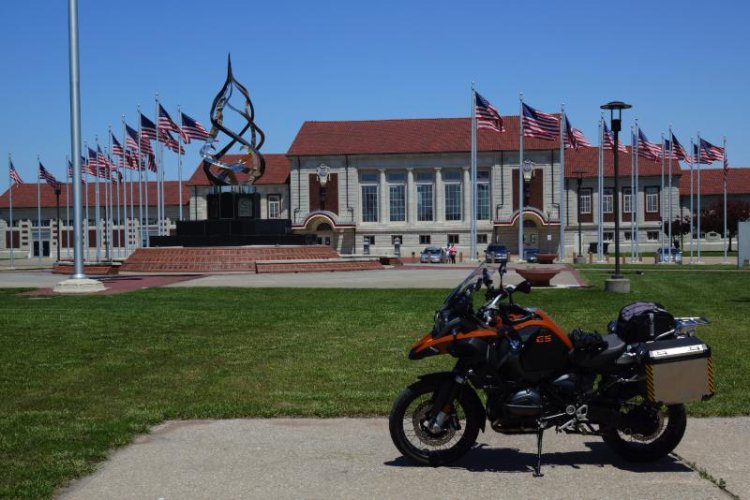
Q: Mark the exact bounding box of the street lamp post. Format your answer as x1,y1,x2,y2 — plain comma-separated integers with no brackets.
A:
573,170,585,263
601,101,632,293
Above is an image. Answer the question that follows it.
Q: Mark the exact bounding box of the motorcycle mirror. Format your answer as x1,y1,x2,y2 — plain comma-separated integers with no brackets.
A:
516,280,532,294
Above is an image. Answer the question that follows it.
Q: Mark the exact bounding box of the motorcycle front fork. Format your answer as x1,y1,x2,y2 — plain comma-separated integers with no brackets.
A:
428,366,469,432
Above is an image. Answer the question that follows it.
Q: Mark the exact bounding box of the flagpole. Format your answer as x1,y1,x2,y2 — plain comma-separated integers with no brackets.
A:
113,144,121,259
177,104,184,221
83,144,90,261
122,116,132,255
559,104,565,262
518,94,524,262
597,116,604,263
667,127,673,253
660,133,665,255
65,156,71,258
723,136,728,264
8,155,14,269
470,83,477,261
94,137,102,262
697,131,702,263
37,158,42,265
155,95,163,237
104,148,111,261
630,124,636,262
689,138,695,263
635,126,640,261
138,104,149,247
55,185,61,263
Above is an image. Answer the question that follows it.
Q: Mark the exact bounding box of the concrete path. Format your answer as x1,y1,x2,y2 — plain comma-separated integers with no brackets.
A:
58,417,746,499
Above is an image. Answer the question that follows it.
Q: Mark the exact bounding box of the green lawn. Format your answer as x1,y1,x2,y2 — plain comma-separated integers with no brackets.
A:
1,269,749,497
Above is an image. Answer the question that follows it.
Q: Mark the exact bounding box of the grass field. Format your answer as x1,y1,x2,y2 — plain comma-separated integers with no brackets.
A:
1,268,749,497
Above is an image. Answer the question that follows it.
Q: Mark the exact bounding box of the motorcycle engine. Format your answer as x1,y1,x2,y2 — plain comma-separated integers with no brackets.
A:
504,388,543,417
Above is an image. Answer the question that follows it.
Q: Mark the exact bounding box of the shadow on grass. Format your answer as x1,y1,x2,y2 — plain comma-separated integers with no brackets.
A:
385,441,691,474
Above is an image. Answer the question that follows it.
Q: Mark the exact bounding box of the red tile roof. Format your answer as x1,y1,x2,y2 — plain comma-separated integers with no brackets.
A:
564,147,681,179
0,180,189,209
186,154,290,187
678,167,750,196
287,117,567,156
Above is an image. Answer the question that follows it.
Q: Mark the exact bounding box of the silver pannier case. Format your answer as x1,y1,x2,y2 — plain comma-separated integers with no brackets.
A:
644,331,715,404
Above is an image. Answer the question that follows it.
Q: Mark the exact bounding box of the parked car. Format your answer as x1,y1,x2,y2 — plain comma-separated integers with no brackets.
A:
484,244,509,264
656,247,683,264
523,247,540,263
420,246,448,263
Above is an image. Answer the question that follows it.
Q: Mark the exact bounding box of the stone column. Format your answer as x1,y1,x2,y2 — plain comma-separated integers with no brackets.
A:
463,167,471,223
406,168,415,224
435,167,444,223
379,169,388,224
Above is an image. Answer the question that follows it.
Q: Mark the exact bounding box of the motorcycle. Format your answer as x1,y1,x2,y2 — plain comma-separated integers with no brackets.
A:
389,263,714,476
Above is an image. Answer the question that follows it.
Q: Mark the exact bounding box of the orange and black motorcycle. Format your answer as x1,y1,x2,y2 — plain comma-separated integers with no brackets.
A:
389,263,714,476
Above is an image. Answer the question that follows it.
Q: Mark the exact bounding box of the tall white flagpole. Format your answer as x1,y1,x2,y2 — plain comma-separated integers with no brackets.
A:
559,104,565,262
697,131,702,263
65,156,71,258
155,95,163,236
660,133,665,255
635,125,640,261
689,138,695,263
37,158,42,264
667,127,673,252
8,155,15,269
94,136,101,262
177,104,184,221
470,83,477,261
630,124,636,262
518,94,525,262
113,147,121,259
597,116,604,262
723,136,728,264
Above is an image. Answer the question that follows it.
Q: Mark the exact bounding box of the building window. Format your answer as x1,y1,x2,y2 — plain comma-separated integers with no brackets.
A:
579,188,592,214
647,231,659,241
388,173,406,222
603,188,613,214
624,232,632,241
448,234,460,244
363,235,375,245
391,235,403,245
361,172,378,223
623,187,632,214
477,234,488,244
646,187,659,213
603,231,614,242
267,194,281,219
416,172,434,221
444,170,462,221
477,171,490,220
419,235,431,245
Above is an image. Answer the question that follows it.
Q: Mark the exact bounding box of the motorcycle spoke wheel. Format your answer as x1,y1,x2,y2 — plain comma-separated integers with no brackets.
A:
389,379,480,466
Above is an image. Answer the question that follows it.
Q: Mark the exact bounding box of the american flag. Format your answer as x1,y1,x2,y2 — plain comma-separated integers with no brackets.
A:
140,113,158,141
139,134,154,155
522,103,559,140
111,133,124,157
97,146,115,177
563,114,593,149
67,159,86,183
158,104,182,135
693,143,713,164
700,138,724,162
475,92,504,133
125,124,141,152
669,133,691,164
180,112,211,141
160,130,185,155
87,148,99,176
9,161,23,185
146,153,157,173
39,162,60,190
636,129,662,161
602,120,628,153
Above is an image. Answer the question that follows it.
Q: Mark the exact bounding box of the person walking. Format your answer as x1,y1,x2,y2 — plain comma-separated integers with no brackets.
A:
448,243,457,264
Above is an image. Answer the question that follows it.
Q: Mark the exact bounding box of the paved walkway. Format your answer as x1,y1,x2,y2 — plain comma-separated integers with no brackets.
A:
58,417,747,499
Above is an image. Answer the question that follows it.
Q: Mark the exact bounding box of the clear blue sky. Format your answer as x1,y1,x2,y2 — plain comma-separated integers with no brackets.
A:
1,0,748,187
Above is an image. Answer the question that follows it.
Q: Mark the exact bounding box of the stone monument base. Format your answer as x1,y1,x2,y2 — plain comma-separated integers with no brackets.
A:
53,278,106,294
604,277,630,293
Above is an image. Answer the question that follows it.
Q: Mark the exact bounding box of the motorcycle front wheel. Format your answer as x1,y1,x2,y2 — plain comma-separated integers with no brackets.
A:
601,398,687,462
388,379,481,466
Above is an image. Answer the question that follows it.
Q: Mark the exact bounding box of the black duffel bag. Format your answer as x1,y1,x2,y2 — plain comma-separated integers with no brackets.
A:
616,302,676,343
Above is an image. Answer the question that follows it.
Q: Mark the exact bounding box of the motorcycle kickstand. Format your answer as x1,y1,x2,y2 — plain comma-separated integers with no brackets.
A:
533,425,544,478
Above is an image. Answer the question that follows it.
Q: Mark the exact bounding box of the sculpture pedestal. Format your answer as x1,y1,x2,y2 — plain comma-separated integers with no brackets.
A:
53,278,106,294
604,278,630,293
515,267,561,287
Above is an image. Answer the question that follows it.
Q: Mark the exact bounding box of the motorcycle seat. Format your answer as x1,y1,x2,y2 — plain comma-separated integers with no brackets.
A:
571,334,626,369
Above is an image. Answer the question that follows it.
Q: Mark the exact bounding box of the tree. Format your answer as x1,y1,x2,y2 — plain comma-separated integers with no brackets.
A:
700,200,750,252
665,215,691,249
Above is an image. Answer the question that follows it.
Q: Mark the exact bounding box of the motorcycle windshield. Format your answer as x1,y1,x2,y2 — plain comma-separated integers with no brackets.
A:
442,263,494,307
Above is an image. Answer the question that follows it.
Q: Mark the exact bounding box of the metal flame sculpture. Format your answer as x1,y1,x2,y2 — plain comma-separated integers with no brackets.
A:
201,55,265,186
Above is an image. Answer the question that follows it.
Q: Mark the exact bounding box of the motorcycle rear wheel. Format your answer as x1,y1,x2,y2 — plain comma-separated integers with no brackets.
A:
601,399,686,462
389,379,481,466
